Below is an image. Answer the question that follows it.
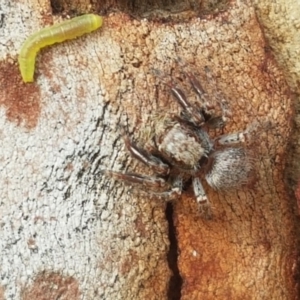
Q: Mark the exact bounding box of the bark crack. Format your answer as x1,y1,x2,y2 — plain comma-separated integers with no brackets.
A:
166,203,182,300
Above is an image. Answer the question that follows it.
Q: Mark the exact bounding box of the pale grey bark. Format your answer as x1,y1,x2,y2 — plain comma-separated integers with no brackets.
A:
0,2,170,299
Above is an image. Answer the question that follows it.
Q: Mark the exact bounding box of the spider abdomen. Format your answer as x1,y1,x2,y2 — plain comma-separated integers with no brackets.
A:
205,148,252,190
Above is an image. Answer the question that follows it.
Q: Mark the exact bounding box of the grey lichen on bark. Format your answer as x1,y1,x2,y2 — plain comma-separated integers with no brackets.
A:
0,0,298,299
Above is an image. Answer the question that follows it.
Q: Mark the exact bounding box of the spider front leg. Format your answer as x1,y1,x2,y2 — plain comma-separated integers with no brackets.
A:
152,68,205,126
104,171,183,200
204,100,231,130
186,69,231,130
169,84,205,126
185,71,213,111
123,134,170,176
175,58,213,110
104,171,168,190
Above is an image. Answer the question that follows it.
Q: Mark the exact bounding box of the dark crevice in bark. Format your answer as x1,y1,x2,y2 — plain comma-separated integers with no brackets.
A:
50,0,64,14
284,98,300,298
166,203,182,300
95,0,230,18
50,0,230,19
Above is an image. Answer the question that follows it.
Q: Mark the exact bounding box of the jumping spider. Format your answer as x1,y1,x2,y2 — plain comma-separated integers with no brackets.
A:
104,69,253,217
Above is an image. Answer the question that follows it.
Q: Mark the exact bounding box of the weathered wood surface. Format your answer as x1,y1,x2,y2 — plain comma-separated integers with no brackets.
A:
254,0,300,205
0,0,298,299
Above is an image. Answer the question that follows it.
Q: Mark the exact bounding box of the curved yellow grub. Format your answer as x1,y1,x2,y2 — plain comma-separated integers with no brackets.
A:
18,14,103,83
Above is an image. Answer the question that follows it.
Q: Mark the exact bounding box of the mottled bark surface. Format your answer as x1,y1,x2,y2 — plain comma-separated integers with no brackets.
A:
253,0,300,212
0,0,298,299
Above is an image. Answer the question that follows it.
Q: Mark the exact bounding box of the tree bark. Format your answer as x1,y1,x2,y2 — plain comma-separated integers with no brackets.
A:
0,0,298,299
253,0,300,212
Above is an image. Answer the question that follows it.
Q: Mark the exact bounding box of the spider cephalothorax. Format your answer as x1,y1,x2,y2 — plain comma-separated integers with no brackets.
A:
104,69,253,217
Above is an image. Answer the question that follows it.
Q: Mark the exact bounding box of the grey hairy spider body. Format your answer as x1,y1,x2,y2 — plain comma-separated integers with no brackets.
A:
104,69,253,217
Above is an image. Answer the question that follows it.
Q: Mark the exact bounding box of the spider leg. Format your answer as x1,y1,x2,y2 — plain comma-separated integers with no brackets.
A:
215,131,248,146
185,71,214,110
214,121,256,146
185,69,232,130
205,100,231,129
154,175,183,199
153,68,205,126
103,170,169,190
186,72,224,129
192,177,212,218
103,171,182,200
169,85,205,126
175,58,213,110
123,135,170,176
192,177,209,206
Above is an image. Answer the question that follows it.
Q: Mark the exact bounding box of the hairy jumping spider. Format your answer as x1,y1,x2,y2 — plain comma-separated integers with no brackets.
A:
104,68,253,217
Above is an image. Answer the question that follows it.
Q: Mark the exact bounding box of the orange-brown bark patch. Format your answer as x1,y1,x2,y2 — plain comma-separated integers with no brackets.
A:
0,60,40,128
21,271,80,300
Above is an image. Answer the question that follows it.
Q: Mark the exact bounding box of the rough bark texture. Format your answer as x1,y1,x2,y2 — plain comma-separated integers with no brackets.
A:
0,0,298,299
253,0,300,210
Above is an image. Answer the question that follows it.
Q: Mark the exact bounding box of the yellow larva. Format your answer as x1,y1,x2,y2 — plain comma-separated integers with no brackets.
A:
18,14,103,83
